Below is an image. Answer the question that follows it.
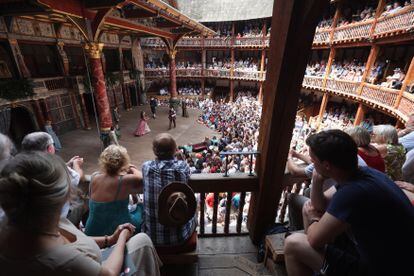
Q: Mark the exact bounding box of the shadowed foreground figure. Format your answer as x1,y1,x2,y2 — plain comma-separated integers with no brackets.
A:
284,129,414,276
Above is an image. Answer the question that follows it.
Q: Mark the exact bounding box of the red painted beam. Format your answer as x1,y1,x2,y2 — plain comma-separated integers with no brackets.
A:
124,8,157,18
37,0,96,19
105,16,175,39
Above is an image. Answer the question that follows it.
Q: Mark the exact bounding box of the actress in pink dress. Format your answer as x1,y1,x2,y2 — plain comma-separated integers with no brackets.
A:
134,111,151,136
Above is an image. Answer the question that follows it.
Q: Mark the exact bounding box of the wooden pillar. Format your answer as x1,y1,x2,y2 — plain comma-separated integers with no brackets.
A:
323,48,336,87
395,56,414,108
354,103,366,126
169,49,178,99
84,43,113,135
201,78,205,97
79,93,91,130
230,47,235,81
202,48,206,76
357,45,380,95
31,99,45,130
258,82,263,103
317,93,329,127
8,39,30,78
328,4,341,42
369,0,386,36
247,0,329,243
56,41,70,76
229,80,234,102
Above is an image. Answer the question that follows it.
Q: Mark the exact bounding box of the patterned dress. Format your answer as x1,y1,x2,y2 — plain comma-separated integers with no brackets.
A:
384,144,406,180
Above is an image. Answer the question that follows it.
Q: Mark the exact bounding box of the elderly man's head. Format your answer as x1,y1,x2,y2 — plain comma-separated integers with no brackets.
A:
153,133,177,160
21,132,55,154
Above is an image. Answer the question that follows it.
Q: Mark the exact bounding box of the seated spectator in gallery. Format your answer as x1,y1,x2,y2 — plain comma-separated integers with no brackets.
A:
283,130,414,276
0,151,161,275
21,132,85,225
142,133,196,246
372,125,406,180
345,126,385,172
85,145,143,236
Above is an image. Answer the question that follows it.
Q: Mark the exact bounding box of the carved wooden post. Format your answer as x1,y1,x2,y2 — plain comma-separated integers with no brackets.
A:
357,45,379,95
169,49,178,99
317,93,329,128
56,41,70,76
323,48,336,88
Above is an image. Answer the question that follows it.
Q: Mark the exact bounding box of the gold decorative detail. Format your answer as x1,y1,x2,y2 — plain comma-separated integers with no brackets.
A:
170,49,177,59
84,43,104,59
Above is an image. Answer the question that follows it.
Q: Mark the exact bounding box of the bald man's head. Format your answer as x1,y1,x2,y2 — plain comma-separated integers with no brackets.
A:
153,133,177,160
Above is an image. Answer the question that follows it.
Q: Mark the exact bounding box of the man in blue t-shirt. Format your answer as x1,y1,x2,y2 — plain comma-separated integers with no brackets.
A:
284,129,414,276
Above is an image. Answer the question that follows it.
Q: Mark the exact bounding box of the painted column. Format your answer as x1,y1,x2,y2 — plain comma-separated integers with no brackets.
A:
84,43,112,136
258,82,264,103
79,93,91,130
169,49,178,99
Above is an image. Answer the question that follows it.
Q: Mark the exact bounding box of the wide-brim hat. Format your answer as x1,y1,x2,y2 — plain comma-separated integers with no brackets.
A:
158,182,196,227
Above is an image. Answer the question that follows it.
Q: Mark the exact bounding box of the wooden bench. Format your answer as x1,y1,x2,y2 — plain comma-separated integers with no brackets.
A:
264,230,304,272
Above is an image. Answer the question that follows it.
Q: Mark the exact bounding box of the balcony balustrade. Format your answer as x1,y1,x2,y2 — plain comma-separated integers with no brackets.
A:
325,78,360,96
176,38,202,47
140,37,166,47
374,6,414,37
397,92,414,120
176,68,202,77
233,36,264,47
204,37,232,47
332,19,373,43
144,68,169,78
205,68,232,78
360,84,399,108
33,77,69,94
313,28,331,44
233,70,265,81
302,76,324,89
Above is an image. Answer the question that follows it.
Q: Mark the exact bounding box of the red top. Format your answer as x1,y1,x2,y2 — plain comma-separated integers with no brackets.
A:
358,148,386,173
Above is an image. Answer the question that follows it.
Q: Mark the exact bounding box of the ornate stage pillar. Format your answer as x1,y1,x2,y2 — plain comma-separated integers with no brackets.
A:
84,43,113,139
169,49,178,99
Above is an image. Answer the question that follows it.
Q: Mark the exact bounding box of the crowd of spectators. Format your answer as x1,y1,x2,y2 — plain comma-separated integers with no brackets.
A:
328,59,366,82
305,60,327,77
382,1,414,16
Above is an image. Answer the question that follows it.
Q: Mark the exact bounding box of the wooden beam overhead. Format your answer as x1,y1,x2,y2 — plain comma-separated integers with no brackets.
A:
104,16,175,39
84,0,124,9
123,8,157,19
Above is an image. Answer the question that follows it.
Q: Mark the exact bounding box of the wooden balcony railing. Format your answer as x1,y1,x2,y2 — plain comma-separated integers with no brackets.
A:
325,78,360,96
302,76,324,89
176,68,202,77
189,173,258,236
140,37,166,47
233,70,265,81
234,36,264,47
360,84,399,108
144,69,169,78
374,6,414,37
332,19,373,43
205,68,232,78
176,38,202,47
397,92,414,120
204,37,232,47
33,77,68,94
313,28,332,44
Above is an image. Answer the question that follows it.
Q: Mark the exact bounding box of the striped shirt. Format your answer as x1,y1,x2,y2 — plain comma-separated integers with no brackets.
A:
142,159,195,246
